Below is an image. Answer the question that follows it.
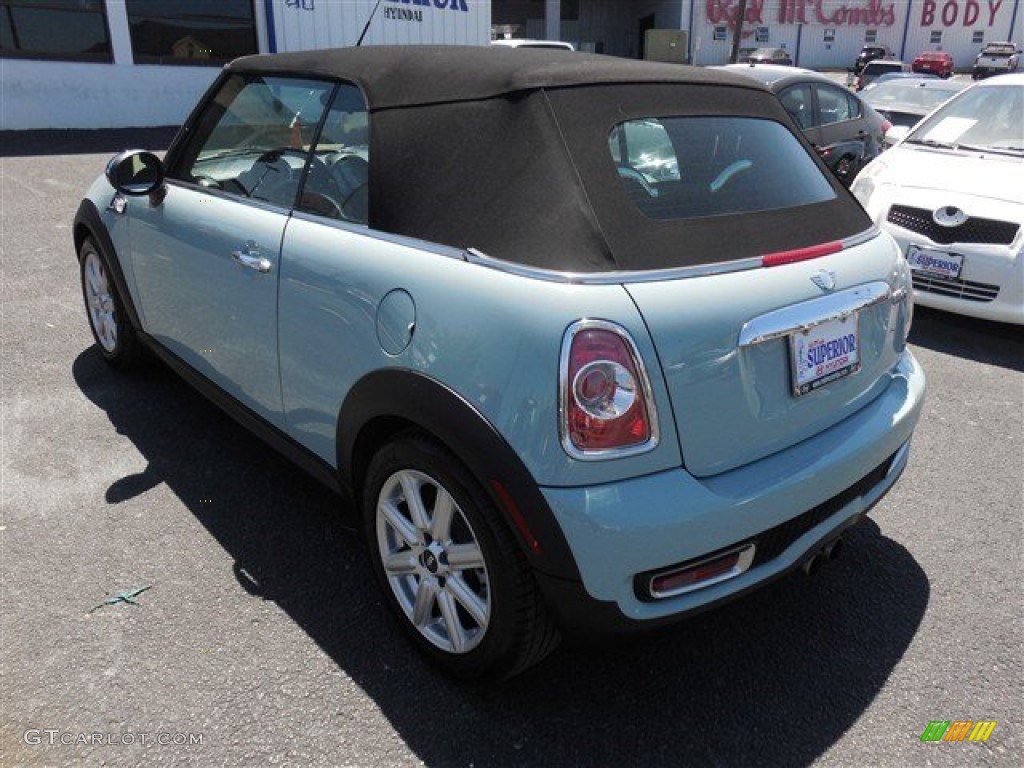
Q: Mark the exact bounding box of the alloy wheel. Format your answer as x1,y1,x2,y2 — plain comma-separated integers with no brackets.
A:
375,469,491,654
83,250,118,352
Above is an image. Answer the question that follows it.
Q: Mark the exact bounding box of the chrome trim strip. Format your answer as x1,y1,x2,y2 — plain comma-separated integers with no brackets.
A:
466,227,882,285
558,319,660,461
738,281,891,347
647,543,757,599
841,226,881,250
468,248,763,285
290,210,469,261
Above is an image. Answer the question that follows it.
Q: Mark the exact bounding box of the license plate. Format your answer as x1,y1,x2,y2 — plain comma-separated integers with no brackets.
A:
907,245,963,279
790,315,861,396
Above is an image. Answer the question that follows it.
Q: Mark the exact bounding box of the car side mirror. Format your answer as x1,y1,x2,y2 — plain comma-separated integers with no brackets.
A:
105,149,165,196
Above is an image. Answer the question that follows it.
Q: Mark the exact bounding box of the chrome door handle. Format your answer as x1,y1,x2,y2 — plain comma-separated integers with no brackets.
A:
231,243,272,273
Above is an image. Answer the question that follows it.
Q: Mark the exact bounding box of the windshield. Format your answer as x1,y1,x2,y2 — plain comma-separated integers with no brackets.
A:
907,84,1024,152
864,82,964,114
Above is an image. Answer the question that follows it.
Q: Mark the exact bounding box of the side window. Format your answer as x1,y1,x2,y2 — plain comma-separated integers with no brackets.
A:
779,84,814,130
815,84,854,126
297,84,371,225
172,75,333,210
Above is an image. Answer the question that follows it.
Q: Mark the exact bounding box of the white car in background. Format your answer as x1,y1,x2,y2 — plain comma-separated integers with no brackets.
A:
490,38,575,51
852,74,1024,324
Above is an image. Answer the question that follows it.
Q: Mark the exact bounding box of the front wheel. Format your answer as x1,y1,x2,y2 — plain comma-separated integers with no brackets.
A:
363,435,559,680
79,237,143,369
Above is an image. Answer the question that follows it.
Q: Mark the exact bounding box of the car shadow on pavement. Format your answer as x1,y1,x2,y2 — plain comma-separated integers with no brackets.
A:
0,127,178,158
910,307,1024,372
74,347,930,767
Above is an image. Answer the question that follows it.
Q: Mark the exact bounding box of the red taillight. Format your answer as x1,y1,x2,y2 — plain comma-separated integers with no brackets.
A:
561,322,656,457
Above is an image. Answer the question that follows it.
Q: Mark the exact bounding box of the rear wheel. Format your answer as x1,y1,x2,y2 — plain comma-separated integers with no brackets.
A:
363,435,559,679
79,237,142,369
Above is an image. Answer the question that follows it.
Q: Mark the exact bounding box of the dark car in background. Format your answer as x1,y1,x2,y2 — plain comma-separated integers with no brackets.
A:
854,45,892,74
912,50,955,78
855,59,907,91
720,64,889,184
746,47,793,66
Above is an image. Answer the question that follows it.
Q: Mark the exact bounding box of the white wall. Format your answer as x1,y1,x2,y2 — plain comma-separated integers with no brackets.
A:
0,0,491,131
0,0,221,130
271,0,491,50
0,59,220,130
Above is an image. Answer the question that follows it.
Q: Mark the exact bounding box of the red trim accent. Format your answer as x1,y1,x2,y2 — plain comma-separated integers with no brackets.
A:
761,240,843,267
490,480,542,554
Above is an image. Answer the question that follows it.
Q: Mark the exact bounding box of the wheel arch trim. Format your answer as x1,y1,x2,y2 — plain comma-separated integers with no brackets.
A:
337,369,581,580
73,198,143,333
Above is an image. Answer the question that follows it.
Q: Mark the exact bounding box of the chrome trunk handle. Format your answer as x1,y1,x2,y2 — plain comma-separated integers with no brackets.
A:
738,282,891,347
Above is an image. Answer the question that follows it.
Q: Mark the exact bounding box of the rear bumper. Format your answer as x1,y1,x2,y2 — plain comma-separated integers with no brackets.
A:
536,349,925,632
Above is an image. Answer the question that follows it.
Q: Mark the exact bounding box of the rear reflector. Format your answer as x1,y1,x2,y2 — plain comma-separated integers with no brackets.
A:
762,240,843,267
646,544,756,599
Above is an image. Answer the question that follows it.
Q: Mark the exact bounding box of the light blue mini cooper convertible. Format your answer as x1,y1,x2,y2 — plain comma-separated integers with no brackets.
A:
75,46,925,679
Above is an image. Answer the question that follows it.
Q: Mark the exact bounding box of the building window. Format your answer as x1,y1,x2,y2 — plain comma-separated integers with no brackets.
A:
126,0,257,66
1,0,112,62
823,28,836,43
713,26,727,42
930,30,942,44
972,30,984,44
755,27,769,43
864,29,877,43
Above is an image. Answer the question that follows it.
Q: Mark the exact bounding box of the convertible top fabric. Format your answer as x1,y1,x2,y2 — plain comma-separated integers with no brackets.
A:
221,47,871,272
228,46,764,110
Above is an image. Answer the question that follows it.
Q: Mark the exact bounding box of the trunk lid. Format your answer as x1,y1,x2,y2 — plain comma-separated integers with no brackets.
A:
625,234,907,477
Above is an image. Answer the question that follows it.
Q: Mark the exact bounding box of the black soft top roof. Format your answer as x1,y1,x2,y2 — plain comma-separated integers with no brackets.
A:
221,46,870,273
228,45,767,110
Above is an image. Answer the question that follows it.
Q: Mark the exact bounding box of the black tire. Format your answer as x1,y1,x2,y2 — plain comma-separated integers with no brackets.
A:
363,434,559,680
78,237,143,369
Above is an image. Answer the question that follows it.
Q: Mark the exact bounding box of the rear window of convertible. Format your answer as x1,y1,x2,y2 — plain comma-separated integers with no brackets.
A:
608,116,836,220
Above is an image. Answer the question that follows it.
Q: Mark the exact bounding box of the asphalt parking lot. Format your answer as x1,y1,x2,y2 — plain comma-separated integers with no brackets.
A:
1,130,1021,768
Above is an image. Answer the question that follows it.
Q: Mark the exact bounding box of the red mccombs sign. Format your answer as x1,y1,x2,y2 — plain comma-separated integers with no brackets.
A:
706,0,1008,28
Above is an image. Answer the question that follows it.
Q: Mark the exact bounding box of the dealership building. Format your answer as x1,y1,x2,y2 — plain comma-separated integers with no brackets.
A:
1,0,1021,130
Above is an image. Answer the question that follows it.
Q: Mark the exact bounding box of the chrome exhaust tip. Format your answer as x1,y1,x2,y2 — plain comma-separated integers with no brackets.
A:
802,553,821,576
823,537,844,561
